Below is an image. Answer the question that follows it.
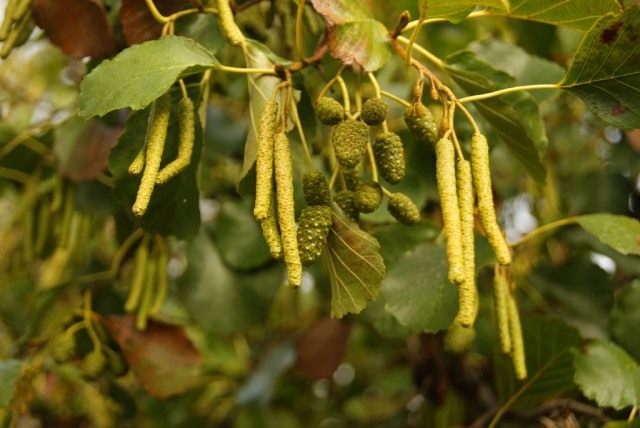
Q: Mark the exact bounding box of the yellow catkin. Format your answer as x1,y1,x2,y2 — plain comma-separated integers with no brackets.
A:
214,0,244,46
470,133,511,265
13,0,31,23
150,241,169,315
132,94,171,217
156,96,196,184
274,131,302,287
507,289,527,380
125,237,150,313
0,0,16,40
260,195,283,259
254,98,279,221
128,148,145,175
443,321,476,354
435,137,464,284
136,256,156,330
493,266,512,353
456,159,477,327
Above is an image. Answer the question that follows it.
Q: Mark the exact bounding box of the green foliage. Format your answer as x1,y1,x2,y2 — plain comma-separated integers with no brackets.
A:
574,340,640,410
326,208,385,317
561,6,640,129
2,0,640,426
80,36,218,117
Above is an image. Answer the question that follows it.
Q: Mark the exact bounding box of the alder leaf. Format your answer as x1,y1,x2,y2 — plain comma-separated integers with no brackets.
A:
445,51,547,183
79,35,218,118
577,214,640,255
309,0,390,71
560,6,640,129
325,206,385,318
573,340,640,410
32,0,116,58
495,317,582,408
501,0,621,30
381,242,457,332
611,281,640,361
423,0,621,29
101,315,203,399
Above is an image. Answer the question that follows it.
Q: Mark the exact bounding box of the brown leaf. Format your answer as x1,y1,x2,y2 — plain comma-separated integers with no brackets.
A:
119,0,186,45
295,318,351,379
101,315,202,398
58,120,122,182
32,0,116,58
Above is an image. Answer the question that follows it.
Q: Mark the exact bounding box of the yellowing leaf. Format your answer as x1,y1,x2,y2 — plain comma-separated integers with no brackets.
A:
310,0,390,71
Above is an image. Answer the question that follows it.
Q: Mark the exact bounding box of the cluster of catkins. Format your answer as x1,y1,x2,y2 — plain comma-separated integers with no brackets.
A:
404,100,523,376
315,96,421,225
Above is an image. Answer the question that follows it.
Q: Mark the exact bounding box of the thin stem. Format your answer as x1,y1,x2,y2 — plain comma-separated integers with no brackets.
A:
510,217,578,248
178,79,188,98
458,84,559,104
0,166,32,183
405,17,425,65
216,64,276,75
629,406,638,422
328,166,340,190
295,0,305,60
402,10,491,32
455,101,480,134
144,0,170,24
397,35,445,69
366,143,379,183
381,90,411,108
289,96,313,164
83,290,102,352
317,65,345,100
335,75,351,116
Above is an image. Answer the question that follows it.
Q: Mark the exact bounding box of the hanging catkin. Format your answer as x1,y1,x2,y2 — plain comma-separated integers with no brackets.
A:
156,96,196,184
274,131,302,287
456,159,477,327
132,94,171,217
254,98,279,221
435,137,464,284
493,266,512,353
470,133,511,265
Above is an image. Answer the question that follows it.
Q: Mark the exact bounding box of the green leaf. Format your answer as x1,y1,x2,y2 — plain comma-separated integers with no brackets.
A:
446,51,547,183
178,232,282,334
423,1,506,22
560,6,640,129
325,207,386,318
468,39,565,102
238,41,283,193
577,214,640,255
611,281,640,360
495,317,582,408
381,242,458,332
309,0,391,71
0,359,24,407
424,0,621,29
573,340,640,410
107,92,201,239
79,35,218,118
498,0,622,30
210,199,272,270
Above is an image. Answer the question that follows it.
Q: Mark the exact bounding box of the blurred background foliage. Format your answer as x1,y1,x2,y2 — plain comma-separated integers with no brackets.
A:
0,0,640,427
